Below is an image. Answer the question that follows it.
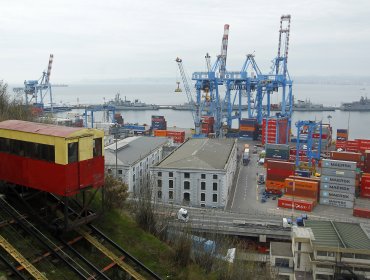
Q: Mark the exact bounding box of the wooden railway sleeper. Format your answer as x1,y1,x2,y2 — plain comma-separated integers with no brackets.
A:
0,235,48,280
77,229,146,280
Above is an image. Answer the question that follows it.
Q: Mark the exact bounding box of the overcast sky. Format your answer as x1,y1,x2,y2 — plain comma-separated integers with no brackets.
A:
1,0,370,84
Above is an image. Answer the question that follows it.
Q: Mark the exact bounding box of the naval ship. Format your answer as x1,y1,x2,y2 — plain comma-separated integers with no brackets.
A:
341,96,370,111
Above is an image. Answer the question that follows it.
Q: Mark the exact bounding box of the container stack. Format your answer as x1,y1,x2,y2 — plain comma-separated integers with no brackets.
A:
319,159,357,209
360,173,370,198
353,199,370,219
265,160,295,194
265,144,290,161
239,118,258,140
312,124,332,152
201,116,214,135
335,129,348,150
114,113,124,125
364,151,370,173
151,115,167,131
289,148,309,163
167,130,186,143
261,117,289,145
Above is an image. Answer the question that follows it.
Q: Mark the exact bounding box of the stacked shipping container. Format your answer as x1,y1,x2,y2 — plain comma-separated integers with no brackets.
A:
239,118,258,140
201,116,214,135
312,124,332,152
266,160,295,194
360,173,370,198
335,129,348,150
114,113,124,125
151,115,167,131
319,159,357,209
261,117,289,145
265,144,290,161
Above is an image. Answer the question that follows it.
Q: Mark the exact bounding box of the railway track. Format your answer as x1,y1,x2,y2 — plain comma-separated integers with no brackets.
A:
0,195,162,280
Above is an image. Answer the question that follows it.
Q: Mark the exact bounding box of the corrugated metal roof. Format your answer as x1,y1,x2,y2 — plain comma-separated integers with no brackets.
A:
156,138,236,170
0,120,91,138
104,136,169,166
305,220,370,250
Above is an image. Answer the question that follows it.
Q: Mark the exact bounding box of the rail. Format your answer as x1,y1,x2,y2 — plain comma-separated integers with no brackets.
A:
0,235,47,280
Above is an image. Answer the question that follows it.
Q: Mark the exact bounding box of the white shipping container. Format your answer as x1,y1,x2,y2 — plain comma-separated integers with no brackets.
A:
319,198,354,209
319,190,354,201
320,175,356,186
321,159,357,171
320,183,355,194
321,168,356,179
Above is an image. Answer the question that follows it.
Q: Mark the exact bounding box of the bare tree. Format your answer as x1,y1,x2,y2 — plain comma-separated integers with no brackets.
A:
104,174,129,210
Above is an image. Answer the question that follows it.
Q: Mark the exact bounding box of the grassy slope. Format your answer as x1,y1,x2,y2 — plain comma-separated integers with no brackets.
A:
94,209,215,280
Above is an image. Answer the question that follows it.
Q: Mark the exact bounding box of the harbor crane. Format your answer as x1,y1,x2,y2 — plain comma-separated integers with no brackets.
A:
295,120,322,168
175,57,202,136
13,54,67,114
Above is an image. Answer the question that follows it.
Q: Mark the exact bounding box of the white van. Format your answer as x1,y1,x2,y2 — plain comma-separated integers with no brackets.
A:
177,208,189,222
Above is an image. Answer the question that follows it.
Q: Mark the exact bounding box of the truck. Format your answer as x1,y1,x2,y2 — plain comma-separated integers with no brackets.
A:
177,208,189,222
282,214,308,228
243,148,250,165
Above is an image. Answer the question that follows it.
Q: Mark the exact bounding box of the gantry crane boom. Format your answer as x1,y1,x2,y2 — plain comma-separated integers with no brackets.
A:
175,57,200,134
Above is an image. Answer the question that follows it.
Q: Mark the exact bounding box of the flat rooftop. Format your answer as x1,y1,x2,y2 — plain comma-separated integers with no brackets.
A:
270,242,293,257
304,220,370,250
156,138,236,170
105,136,169,166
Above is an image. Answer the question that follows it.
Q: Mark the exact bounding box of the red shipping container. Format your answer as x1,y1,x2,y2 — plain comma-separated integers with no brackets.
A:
266,180,285,189
284,188,318,200
277,197,314,212
360,190,370,198
267,160,295,171
353,207,370,219
330,151,362,162
267,168,296,178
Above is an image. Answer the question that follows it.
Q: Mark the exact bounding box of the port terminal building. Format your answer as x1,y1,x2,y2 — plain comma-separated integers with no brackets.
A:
270,221,370,280
104,136,170,194
150,138,237,208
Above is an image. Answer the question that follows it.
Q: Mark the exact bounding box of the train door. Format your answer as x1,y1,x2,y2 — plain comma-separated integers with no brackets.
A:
78,136,94,189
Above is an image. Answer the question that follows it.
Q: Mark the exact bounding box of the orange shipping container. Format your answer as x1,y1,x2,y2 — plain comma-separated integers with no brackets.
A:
285,178,319,191
154,130,167,137
266,180,285,189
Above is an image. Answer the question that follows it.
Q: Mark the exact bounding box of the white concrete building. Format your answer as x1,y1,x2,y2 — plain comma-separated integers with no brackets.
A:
150,138,237,208
104,136,169,194
270,221,370,280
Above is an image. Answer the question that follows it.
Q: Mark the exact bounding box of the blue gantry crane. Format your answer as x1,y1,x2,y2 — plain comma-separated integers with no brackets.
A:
13,54,55,113
84,105,116,128
295,120,322,168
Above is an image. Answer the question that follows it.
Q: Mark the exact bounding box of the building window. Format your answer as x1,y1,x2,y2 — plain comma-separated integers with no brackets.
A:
157,180,162,188
275,258,290,268
107,168,112,174
213,194,217,202
201,193,205,202
213,182,218,191
213,174,218,179
158,172,162,177
133,174,135,182
169,180,173,189
201,174,206,179
201,204,205,208
201,182,206,190
169,172,173,177
184,181,190,190
169,191,173,199
157,191,162,199
184,172,190,178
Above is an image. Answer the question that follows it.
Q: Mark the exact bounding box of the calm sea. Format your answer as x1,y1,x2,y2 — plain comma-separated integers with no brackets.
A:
21,83,370,139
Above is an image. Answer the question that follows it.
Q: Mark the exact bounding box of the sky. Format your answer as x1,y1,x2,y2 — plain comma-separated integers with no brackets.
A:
1,0,370,84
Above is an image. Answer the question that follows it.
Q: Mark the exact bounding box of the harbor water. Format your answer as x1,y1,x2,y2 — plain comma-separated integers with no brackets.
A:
44,82,370,139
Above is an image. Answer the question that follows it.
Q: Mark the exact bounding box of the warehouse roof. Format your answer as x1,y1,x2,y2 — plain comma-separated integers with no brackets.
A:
105,136,169,166
155,138,236,170
304,220,370,250
0,119,102,138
